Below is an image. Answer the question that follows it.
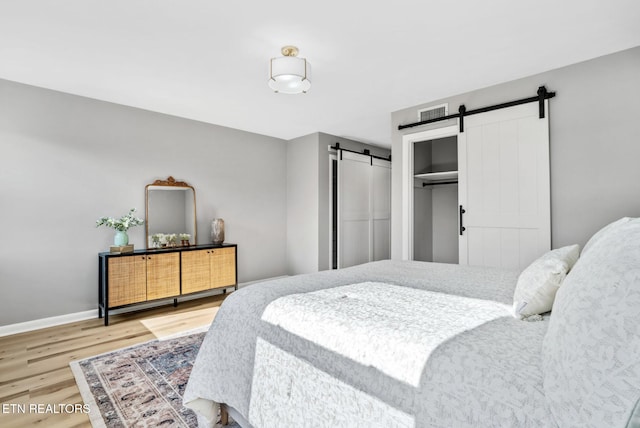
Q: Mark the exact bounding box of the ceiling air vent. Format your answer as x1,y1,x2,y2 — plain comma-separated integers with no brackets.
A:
418,103,448,122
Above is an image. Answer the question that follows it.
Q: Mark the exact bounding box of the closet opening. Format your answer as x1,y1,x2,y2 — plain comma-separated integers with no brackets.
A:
413,136,459,263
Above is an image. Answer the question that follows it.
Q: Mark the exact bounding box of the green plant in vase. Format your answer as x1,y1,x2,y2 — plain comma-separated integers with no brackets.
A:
151,233,165,248
179,233,191,246
96,208,144,246
166,233,177,247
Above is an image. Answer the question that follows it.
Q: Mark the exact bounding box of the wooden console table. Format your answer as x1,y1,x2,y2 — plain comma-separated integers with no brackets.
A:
98,243,237,325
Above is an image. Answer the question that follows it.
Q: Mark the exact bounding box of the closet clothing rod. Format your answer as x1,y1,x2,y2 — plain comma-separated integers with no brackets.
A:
422,181,458,187
398,86,556,132
331,143,392,162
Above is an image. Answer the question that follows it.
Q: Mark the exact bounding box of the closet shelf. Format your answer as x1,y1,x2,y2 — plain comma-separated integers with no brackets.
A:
414,170,458,182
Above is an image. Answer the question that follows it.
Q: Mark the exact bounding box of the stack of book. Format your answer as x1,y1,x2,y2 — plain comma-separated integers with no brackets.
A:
109,244,134,254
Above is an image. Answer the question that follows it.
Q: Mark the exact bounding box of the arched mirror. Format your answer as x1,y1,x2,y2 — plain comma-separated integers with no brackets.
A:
145,176,197,248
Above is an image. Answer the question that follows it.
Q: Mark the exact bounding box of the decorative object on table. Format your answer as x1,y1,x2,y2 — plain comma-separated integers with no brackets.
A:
96,208,144,246
180,233,191,246
151,233,165,248
166,233,178,247
211,218,225,245
69,332,240,428
109,244,134,254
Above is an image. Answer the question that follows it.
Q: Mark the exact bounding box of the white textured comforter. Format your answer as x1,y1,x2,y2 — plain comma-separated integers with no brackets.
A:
184,260,555,428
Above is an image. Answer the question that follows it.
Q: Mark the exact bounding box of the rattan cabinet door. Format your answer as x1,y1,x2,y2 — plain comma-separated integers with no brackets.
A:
210,247,236,288
181,249,212,294
108,255,147,307
146,252,180,300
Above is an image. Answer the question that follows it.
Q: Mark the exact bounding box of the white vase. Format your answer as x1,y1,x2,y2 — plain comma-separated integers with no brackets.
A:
211,219,225,245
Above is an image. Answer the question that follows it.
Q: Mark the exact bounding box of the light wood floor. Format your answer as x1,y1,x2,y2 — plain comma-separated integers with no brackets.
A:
0,295,226,427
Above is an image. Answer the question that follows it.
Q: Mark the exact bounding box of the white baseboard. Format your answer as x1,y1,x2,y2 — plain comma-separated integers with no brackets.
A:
0,276,289,338
239,275,288,287
0,310,97,338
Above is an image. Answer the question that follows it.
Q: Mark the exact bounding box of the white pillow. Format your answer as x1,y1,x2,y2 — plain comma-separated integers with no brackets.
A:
542,218,640,427
581,217,635,256
512,244,580,319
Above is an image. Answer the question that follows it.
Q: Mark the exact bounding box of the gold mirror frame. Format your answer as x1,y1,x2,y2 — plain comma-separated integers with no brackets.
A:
145,176,197,248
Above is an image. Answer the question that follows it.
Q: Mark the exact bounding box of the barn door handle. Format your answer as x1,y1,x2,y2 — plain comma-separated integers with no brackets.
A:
459,205,466,235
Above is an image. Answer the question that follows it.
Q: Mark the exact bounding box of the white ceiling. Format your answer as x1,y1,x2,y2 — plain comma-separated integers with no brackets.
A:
1,1,639,147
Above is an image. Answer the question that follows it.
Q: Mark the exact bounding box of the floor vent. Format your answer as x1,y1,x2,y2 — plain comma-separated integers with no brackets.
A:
418,104,448,122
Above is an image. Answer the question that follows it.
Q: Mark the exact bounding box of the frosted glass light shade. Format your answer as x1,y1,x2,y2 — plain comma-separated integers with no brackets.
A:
269,56,311,94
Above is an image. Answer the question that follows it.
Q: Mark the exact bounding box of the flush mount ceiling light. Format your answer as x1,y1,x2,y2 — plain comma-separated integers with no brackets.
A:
269,45,311,94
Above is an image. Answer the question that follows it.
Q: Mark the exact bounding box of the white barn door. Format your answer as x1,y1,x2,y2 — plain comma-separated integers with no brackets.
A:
372,158,391,261
338,152,371,268
458,102,550,270
338,152,391,268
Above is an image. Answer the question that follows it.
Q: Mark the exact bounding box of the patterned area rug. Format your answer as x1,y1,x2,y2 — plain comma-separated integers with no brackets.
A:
70,332,239,427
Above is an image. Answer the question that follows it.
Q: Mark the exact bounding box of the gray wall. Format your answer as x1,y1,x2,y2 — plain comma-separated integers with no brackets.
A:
0,78,288,326
391,46,640,258
430,138,458,263
431,185,458,263
413,187,433,261
286,133,320,275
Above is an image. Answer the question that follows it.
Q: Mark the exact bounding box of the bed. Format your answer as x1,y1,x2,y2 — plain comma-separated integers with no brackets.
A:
184,218,640,428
